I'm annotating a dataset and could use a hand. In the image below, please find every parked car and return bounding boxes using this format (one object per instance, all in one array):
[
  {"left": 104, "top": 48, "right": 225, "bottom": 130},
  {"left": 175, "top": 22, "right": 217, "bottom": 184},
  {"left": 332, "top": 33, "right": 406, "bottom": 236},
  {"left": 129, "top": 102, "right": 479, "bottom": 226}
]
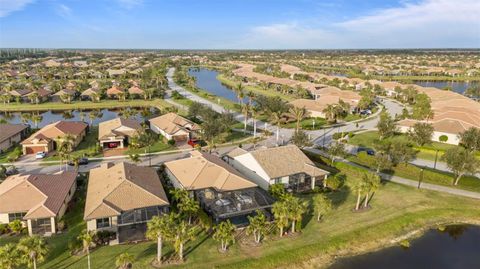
[
  {"left": 68, "top": 157, "right": 89, "bottom": 166},
  {"left": 360, "top": 109, "right": 372, "bottom": 116},
  {"left": 188, "top": 139, "right": 204, "bottom": 148},
  {"left": 5, "top": 166, "right": 18, "bottom": 176},
  {"left": 357, "top": 147, "right": 375, "bottom": 156},
  {"left": 35, "top": 152, "right": 47, "bottom": 159}
]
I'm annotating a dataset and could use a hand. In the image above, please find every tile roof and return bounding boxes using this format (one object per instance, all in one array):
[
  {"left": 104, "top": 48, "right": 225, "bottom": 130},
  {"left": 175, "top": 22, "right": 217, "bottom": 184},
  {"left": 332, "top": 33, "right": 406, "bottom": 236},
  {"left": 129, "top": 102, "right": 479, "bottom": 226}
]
[
  {"left": 98, "top": 118, "right": 142, "bottom": 140},
  {"left": 21, "top": 121, "right": 87, "bottom": 144},
  {"left": 149, "top": 113, "right": 199, "bottom": 136},
  {"left": 0, "top": 123, "right": 27, "bottom": 143}
]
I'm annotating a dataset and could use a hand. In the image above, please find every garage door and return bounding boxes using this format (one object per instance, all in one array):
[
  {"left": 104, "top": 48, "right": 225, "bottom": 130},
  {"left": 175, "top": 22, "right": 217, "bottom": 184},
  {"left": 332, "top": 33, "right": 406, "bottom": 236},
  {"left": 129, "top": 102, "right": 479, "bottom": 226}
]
[
  {"left": 26, "top": 146, "right": 46, "bottom": 154},
  {"left": 173, "top": 134, "right": 188, "bottom": 142}
]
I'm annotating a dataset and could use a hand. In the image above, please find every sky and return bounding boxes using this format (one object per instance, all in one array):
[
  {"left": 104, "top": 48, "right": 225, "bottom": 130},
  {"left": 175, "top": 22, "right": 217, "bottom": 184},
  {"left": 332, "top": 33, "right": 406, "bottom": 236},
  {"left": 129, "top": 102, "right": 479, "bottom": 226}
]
[{"left": 0, "top": 0, "right": 479, "bottom": 49}]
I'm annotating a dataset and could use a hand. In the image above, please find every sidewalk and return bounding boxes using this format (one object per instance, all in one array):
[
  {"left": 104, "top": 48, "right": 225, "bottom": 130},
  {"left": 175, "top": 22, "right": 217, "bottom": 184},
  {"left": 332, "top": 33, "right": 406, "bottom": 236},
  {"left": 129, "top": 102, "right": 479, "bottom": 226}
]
[{"left": 304, "top": 148, "right": 480, "bottom": 200}]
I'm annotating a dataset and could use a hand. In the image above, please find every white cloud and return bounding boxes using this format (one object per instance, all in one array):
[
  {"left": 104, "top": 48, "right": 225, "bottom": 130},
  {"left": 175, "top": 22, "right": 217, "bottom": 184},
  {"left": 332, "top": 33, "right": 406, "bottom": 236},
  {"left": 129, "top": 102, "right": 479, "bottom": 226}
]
[
  {"left": 56, "top": 4, "right": 72, "bottom": 18},
  {"left": 243, "top": 0, "right": 480, "bottom": 49},
  {"left": 116, "top": 0, "right": 143, "bottom": 9},
  {"left": 0, "top": 0, "right": 34, "bottom": 18}
]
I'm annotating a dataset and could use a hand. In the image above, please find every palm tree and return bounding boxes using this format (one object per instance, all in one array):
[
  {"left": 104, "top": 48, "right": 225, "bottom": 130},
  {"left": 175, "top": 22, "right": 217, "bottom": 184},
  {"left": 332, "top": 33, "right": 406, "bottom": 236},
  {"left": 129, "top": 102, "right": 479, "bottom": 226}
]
[
  {"left": 212, "top": 220, "right": 236, "bottom": 252},
  {"left": 90, "top": 92, "right": 100, "bottom": 102},
  {"left": 246, "top": 91, "right": 255, "bottom": 106},
  {"left": 29, "top": 91, "right": 40, "bottom": 104},
  {"left": 0, "top": 243, "right": 21, "bottom": 269},
  {"left": 246, "top": 210, "right": 268, "bottom": 244},
  {"left": 17, "top": 235, "right": 48, "bottom": 269},
  {"left": 146, "top": 214, "right": 175, "bottom": 264},
  {"left": 269, "top": 111, "right": 282, "bottom": 143},
  {"left": 286, "top": 196, "right": 307, "bottom": 233},
  {"left": 177, "top": 195, "right": 199, "bottom": 225},
  {"left": 362, "top": 173, "right": 381, "bottom": 208},
  {"left": 351, "top": 179, "right": 367, "bottom": 211},
  {"left": 144, "top": 88, "right": 155, "bottom": 100},
  {"left": 241, "top": 104, "right": 250, "bottom": 133},
  {"left": 118, "top": 92, "right": 126, "bottom": 102},
  {"left": 234, "top": 83, "right": 244, "bottom": 105},
  {"left": 173, "top": 220, "right": 196, "bottom": 262},
  {"left": 322, "top": 104, "right": 339, "bottom": 123},
  {"left": 115, "top": 252, "right": 135, "bottom": 269},
  {"left": 31, "top": 113, "right": 43, "bottom": 129},
  {"left": 287, "top": 106, "right": 308, "bottom": 131},
  {"left": 58, "top": 134, "right": 75, "bottom": 171},
  {"left": 78, "top": 229, "right": 95, "bottom": 269},
  {"left": 312, "top": 194, "right": 332, "bottom": 222},
  {"left": 272, "top": 201, "right": 289, "bottom": 237}
]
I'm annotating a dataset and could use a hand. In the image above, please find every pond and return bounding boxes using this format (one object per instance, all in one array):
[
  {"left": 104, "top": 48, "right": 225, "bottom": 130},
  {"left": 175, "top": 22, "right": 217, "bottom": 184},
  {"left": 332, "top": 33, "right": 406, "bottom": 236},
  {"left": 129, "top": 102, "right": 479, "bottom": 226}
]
[
  {"left": 188, "top": 68, "right": 249, "bottom": 103},
  {"left": 0, "top": 107, "right": 159, "bottom": 128},
  {"left": 329, "top": 225, "right": 480, "bottom": 269},
  {"left": 411, "top": 81, "right": 478, "bottom": 94}
]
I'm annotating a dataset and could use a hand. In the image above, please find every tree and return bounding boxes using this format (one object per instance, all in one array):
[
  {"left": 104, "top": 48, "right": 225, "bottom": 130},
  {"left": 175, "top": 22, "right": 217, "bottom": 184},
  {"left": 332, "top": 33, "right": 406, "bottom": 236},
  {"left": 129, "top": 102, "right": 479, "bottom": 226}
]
[
  {"left": 0, "top": 243, "right": 21, "bottom": 269},
  {"left": 412, "top": 93, "right": 433, "bottom": 120},
  {"left": 78, "top": 229, "right": 96, "bottom": 269},
  {"left": 146, "top": 214, "right": 175, "bottom": 264},
  {"left": 388, "top": 139, "right": 417, "bottom": 167},
  {"left": 351, "top": 179, "right": 366, "bottom": 211},
  {"left": 358, "top": 88, "right": 375, "bottom": 110},
  {"left": 246, "top": 211, "right": 268, "bottom": 244},
  {"left": 442, "top": 147, "right": 479, "bottom": 185},
  {"left": 408, "top": 122, "right": 434, "bottom": 146},
  {"left": 362, "top": 173, "right": 381, "bottom": 208},
  {"left": 269, "top": 111, "right": 282, "bottom": 143},
  {"left": 327, "top": 142, "right": 347, "bottom": 165},
  {"left": 234, "top": 83, "right": 244, "bottom": 105},
  {"left": 373, "top": 152, "right": 392, "bottom": 173},
  {"left": 272, "top": 200, "right": 289, "bottom": 237},
  {"left": 459, "top": 127, "right": 480, "bottom": 152},
  {"left": 376, "top": 111, "right": 396, "bottom": 139},
  {"left": 285, "top": 195, "right": 307, "bottom": 233},
  {"left": 17, "top": 236, "right": 48, "bottom": 269},
  {"left": 287, "top": 106, "right": 308, "bottom": 131},
  {"left": 212, "top": 220, "right": 236, "bottom": 252},
  {"left": 58, "top": 134, "right": 75, "bottom": 171},
  {"left": 291, "top": 129, "right": 312, "bottom": 148},
  {"left": 312, "top": 194, "right": 332, "bottom": 222},
  {"left": 241, "top": 103, "right": 250, "bottom": 133},
  {"left": 172, "top": 220, "right": 196, "bottom": 261},
  {"left": 322, "top": 104, "right": 340, "bottom": 123},
  {"left": 129, "top": 153, "right": 141, "bottom": 164},
  {"left": 8, "top": 219, "right": 23, "bottom": 234},
  {"left": 115, "top": 252, "right": 135, "bottom": 269}
]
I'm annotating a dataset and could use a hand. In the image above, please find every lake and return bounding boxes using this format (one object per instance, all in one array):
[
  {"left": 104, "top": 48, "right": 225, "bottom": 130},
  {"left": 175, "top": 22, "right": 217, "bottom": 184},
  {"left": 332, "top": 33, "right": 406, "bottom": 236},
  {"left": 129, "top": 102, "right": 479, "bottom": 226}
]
[
  {"left": 188, "top": 68, "right": 249, "bottom": 103},
  {"left": 412, "top": 81, "right": 478, "bottom": 94},
  {"left": 0, "top": 107, "right": 159, "bottom": 128},
  {"left": 329, "top": 225, "right": 480, "bottom": 269}
]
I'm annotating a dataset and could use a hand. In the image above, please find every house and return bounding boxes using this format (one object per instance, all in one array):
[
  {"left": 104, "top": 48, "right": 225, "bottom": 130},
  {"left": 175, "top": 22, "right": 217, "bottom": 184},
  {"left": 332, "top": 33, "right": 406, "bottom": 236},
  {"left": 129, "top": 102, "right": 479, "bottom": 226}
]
[
  {"left": 4, "top": 89, "right": 32, "bottom": 102},
  {"left": 149, "top": 113, "right": 199, "bottom": 142},
  {"left": 84, "top": 162, "right": 169, "bottom": 244},
  {"left": 0, "top": 124, "right": 28, "bottom": 152},
  {"left": 24, "top": 88, "right": 52, "bottom": 103},
  {"left": 106, "top": 86, "right": 124, "bottom": 99},
  {"left": 227, "top": 145, "right": 329, "bottom": 192},
  {"left": 21, "top": 121, "right": 88, "bottom": 154},
  {"left": 164, "top": 151, "right": 275, "bottom": 225},
  {"left": 0, "top": 171, "right": 77, "bottom": 236},
  {"left": 80, "top": 87, "right": 101, "bottom": 101},
  {"left": 98, "top": 118, "right": 142, "bottom": 149},
  {"left": 52, "top": 89, "right": 77, "bottom": 102},
  {"left": 128, "top": 86, "right": 144, "bottom": 98}
]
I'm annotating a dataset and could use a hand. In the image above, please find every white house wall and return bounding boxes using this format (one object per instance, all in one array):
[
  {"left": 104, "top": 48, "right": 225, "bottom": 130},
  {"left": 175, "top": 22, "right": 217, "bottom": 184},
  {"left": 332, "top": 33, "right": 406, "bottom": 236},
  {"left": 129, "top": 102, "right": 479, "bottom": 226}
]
[{"left": 230, "top": 154, "right": 271, "bottom": 190}]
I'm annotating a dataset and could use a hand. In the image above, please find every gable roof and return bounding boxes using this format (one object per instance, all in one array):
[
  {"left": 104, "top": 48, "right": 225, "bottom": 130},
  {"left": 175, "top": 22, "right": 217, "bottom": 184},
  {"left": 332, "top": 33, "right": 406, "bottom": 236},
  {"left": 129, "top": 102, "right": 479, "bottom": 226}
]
[
  {"left": 84, "top": 162, "right": 169, "bottom": 220},
  {"left": 164, "top": 151, "right": 257, "bottom": 192},
  {"left": 238, "top": 145, "right": 329, "bottom": 179},
  {"left": 0, "top": 172, "right": 77, "bottom": 219},
  {"left": 98, "top": 118, "right": 142, "bottom": 140},
  {"left": 149, "top": 113, "right": 199, "bottom": 136},
  {"left": 106, "top": 86, "right": 124, "bottom": 95},
  {"left": 21, "top": 121, "right": 87, "bottom": 145},
  {"left": 0, "top": 124, "right": 27, "bottom": 143}
]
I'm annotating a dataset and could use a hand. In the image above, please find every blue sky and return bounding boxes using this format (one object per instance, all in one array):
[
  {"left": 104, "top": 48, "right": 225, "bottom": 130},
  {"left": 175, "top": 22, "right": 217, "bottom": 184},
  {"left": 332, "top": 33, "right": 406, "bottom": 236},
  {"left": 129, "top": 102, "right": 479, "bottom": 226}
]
[{"left": 0, "top": 0, "right": 479, "bottom": 49}]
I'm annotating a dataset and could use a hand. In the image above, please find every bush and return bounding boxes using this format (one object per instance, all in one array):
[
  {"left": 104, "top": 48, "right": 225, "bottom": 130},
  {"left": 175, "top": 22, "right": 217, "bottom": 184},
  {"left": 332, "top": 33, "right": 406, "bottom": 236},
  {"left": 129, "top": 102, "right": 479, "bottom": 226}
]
[
  {"left": 68, "top": 238, "right": 83, "bottom": 255},
  {"left": 348, "top": 132, "right": 355, "bottom": 138},
  {"left": 96, "top": 230, "right": 116, "bottom": 245},
  {"left": 197, "top": 208, "right": 213, "bottom": 231},
  {"left": 332, "top": 132, "right": 346, "bottom": 140},
  {"left": 269, "top": 183, "right": 286, "bottom": 200},
  {"left": 8, "top": 220, "right": 24, "bottom": 234},
  {"left": 439, "top": 135, "right": 448, "bottom": 143},
  {"left": 326, "top": 174, "right": 346, "bottom": 191},
  {"left": 167, "top": 139, "right": 176, "bottom": 146},
  {"left": 0, "top": 223, "right": 8, "bottom": 235},
  {"left": 57, "top": 219, "right": 66, "bottom": 231}
]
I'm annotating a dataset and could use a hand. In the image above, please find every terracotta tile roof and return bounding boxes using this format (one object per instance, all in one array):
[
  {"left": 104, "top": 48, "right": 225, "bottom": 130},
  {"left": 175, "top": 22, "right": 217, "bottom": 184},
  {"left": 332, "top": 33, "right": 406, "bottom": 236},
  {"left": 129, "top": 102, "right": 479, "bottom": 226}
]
[
  {"left": 128, "top": 86, "right": 144, "bottom": 95},
  {"left": 0, "top": 124, "right": 27, "bottom": 144},
  {"left": 0, "top": 171, "right": 77, "bottom": 219},
  {"left": 164, "top": 151, "right": 257, "bottom": 191},
  {"left": 80, "top": 88, "right": 101, "bottom": 96},
  {"left": 84, "top": 162, "right": 169, "bottom": 220},
  {"left": 98, "top": 118, "right": 142, "bottom": 140},
  {"left": 106, "top": 86, "right": 124, "bottom": 95},
  {"left": 149, "top": 113, "right": 199, "bottom": 136},
  {"left": 21, "top": 121, "right": 87, "bottom": 145}
]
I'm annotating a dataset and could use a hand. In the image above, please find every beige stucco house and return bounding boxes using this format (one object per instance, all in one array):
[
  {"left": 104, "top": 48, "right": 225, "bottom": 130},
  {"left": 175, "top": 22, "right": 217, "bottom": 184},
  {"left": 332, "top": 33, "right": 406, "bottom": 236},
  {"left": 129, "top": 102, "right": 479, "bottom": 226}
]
[
  {"left": 98, "top": 118, "right": 142, "bottom": 149},
  {"left": 149, "top": 113, "right": 199, "bottom": 142},
  {"left": 0, "top": 123, "right": 28, "bottom": 152},
  {"left": 0, "top": 171, "right": 77, "bottom": 236}
]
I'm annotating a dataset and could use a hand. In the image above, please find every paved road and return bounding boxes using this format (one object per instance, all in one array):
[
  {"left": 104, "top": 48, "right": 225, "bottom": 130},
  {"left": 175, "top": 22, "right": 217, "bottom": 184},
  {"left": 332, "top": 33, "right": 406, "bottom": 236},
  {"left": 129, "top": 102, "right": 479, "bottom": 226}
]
[{"left": 305, "top": 148, "right": 480, "bottom": 200}]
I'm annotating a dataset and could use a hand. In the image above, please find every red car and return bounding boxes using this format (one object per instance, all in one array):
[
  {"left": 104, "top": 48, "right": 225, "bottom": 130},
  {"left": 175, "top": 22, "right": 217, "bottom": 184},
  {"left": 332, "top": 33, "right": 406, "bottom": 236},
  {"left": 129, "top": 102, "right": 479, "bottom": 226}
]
[{"left": 188, "top": 139, "right": 200, "bottom": 147}]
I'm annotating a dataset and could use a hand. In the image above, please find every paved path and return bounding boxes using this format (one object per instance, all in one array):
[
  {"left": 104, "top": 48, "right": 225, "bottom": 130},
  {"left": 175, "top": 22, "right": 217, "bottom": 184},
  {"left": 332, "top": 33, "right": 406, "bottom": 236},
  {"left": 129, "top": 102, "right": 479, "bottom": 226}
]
[{"left": 305, "top": 148, "right": 480, "bottom": 200}]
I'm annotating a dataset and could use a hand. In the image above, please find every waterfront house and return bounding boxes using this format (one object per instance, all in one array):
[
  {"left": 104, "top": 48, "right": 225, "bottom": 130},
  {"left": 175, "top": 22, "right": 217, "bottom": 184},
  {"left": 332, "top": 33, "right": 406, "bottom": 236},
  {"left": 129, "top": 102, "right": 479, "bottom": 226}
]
[
  {"left": 98, "top": 118, "right": 142, "bottom": 149},
  {"left": 149, "top": 113, "right": 199, "bottom": 142},
  {"left": 0, "top": 123, "right": 28, "bottom": 153}
]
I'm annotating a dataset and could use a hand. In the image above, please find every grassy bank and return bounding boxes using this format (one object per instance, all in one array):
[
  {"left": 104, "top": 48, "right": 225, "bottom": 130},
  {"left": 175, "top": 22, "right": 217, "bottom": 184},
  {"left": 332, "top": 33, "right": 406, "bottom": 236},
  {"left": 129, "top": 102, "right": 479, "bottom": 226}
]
[
  {"left": 216, "top": 74, "right": 294, "bottom": 101},
  {"left": 0, "top": 99, "right": 171, "bottom": 112}
]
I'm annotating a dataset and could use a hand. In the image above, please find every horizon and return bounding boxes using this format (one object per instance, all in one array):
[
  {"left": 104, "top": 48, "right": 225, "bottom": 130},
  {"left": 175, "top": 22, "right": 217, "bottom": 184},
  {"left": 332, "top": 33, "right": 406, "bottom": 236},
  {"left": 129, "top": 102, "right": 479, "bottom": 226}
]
[{"left": 1, "top": 0, "right": 479, "bottom": 49}]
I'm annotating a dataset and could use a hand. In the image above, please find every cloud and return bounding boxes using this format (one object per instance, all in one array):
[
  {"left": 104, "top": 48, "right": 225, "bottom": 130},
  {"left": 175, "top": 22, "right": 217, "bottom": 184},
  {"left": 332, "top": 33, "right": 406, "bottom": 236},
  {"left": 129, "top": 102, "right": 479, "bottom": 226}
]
[
  {"left": 56, "top": 4, "right": 72, "bottom": 18},
  {"left": 0, "top": 0, "right": 34, "bottom": 17},
  {"left": 116, "top": 0, "right": 143, "bottom": 9},
  {"left": 243, "top": 0, "right": 480, "bottom": 49}
]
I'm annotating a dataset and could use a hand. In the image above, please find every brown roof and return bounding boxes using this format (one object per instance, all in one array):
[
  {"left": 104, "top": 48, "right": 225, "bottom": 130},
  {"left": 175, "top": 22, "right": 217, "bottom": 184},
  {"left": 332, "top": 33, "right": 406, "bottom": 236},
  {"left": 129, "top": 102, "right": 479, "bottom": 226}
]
[
  {"left": 80, "top": 88, "right": 101, "bottom": 96},
  {"left": 21, "top": 121, "right": 87, "bottom": 145},
  {"left": 7, "top": 89, "right": 31, "bottom": 96},
  {"left": 84, "top": 162, "right": 169, "bottom": 220},
  {"left": 106, "top": 86, "right": 124, "bottom": 95},
  {"left": 149, "top": 113, "right": 199, "bottom": 136},
  {"left": 128, "top": 86, "right": 144, "bottom": 95},
  {"left": 52, "top": 89, "right": 76, "bottom": 96},
  {"left": 164, "top": 151, "right": 257, "bottom": 191},
  {"left": 241, "top": 145, "right": 329, "bottom": 179},
  {"left": 25, "top": 88, "right": 52, "bottom": 98},
  {"left": 98, "top": 118, "right": 142, "bottom": 140},
  {"left": 0, "top": 172, "right": 77, "bottom": 219},
  {"left": 0, "top": 124, "right": 27, "bottom": 143}
]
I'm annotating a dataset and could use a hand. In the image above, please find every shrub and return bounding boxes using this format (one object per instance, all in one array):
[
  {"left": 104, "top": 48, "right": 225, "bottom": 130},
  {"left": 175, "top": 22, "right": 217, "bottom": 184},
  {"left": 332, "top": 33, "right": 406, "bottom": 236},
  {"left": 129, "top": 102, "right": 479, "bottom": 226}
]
[
  {"left": 167, "top": 139, "right": 176, "bottom": 146},
  {"left": 96, "top": 230, "right": 116, "bottom": 245},
  {"left": 332, "top": 132, "right": 346, "bottom": 140},
  {"left": 326, "top": 174, "right": 346, "bottom": 191},
  {"left": 8, "top": 220, "right": 23, "bottom": 234},
  {"left": 268, "top": 183, "right": 286, "bottom": 200},
  {"left": 439, "top": 135, "right": 448, "bottom": 143},
  {"left": 68, "top": 238, "right": 83, "bottom": 255},
  {"left": 57, "top": 219, "right": 66, "bottom": 231},
  {"left": 0, "top": 223, "right": 8, "bottom": 235},
  {"left": 197, "top": 208, "right": 213, "bottom": 231},
  {"left": 348, "top": 132, "right": 355, "bottom": 138}
]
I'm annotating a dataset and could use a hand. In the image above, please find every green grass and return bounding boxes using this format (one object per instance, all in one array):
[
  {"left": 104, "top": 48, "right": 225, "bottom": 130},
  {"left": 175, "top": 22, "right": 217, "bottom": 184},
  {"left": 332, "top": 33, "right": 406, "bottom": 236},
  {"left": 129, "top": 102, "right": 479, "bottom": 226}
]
[
  {"left": 43, "top": 127, "right": 102, "bottom": 161},
  {"left": 280, "top": 117, "right": 328, "bottom": 130},
  {"left": 216, "top": 74, "right": 294, "bottom": 101},
  {"left": 2, "top": 154, "right": 479, "bottom": 269},
  {"left": 125, "top": 140, "right": 174, "bottom": 155},
  {"left": 0, "top": 99, "right": 171, "bottom": 112}
]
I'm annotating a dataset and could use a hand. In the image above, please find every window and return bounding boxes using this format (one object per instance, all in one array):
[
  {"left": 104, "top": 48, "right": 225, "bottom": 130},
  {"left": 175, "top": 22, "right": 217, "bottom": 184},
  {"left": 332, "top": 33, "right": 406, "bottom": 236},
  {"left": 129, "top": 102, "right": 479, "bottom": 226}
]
[
  {"left": 8, "top": 212, "right": 26, "bottom": 222},
  {"left": 96, "top": 218, "right": 110, "bottom": 229}
]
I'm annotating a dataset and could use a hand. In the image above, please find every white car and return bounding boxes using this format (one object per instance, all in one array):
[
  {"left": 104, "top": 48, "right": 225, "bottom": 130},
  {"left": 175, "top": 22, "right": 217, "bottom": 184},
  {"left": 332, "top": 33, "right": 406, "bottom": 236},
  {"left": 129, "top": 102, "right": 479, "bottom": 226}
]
[{"left": 35, "top": 152, "right": 47, "bottom": 159}]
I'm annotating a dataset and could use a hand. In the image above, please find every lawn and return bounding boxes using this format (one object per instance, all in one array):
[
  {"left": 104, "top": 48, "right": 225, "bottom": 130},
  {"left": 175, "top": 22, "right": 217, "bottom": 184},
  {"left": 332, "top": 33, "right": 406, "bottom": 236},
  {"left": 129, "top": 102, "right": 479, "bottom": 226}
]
[
  {"left": 3, "top": 154, "right": 479, "bottom": 269},
  {"left": 125, "top": 139, "right": 174, "bottom": 155},
  {"left": 0, "top": 99, "right": 171, "bottom": 112}
]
